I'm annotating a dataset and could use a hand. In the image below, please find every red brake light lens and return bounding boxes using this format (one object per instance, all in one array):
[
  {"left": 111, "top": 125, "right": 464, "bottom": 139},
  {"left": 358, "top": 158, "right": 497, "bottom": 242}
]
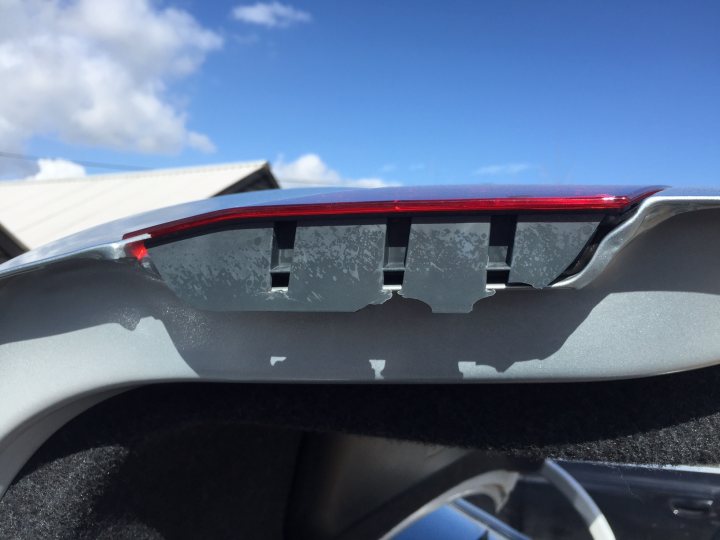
[
  {"left": 123, "top": 184, "right": 665, "bottom": 242},
  {"left": 127, "top": 242, "right": 148, "bottom": 261}
]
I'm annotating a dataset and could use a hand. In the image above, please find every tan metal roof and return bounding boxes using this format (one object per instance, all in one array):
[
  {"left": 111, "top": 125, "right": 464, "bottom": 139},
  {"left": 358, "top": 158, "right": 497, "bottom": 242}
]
[{"left": 0, "top": 161, "right": 273, "bottom": 250}]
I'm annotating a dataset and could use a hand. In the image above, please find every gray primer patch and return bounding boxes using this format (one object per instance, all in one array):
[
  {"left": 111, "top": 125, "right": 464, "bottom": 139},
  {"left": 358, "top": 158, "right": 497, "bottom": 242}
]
[
  {"left": 509, "top": 217, "right": 600, "bottom": 288},
  {"left": 369, "top": 359, "right": 386, "bottom": 380},
  {"left": 149, "top": 227, "right": 274, "bottom": 311},
  {"left": 400, "top": 220, "right": 493, "bottom": 313},
  {"left": 283, "top": 222, "right": 391, "bottom": 311}
]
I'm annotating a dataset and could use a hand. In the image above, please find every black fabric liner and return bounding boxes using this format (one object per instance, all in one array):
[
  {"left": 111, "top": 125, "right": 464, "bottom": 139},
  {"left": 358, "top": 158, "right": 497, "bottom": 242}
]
[{"left": 3, "top": 364, "right": 720, "bottom": 538}]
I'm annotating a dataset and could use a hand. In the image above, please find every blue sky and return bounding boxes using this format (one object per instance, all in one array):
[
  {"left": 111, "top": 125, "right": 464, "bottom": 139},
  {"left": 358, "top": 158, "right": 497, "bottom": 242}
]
[{"left": 5, "top": 0, "right": 720, "bottom": 186}]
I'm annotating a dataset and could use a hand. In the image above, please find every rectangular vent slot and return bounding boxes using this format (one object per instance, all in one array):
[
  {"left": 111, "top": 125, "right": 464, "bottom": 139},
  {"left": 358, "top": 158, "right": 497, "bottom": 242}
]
[
  {"left": 383, "top": 270, "right": 404, "bottom": 286},
  {"left": 270, "top": 221, "right": 296, "bottom": 288},
  {"left": 487, "top": 215, "right": 517, "bottom": 272},
  {"left": 379, "top": 216, "right": 519, "bottom": 287},
  {"left": 382, "top": 218, "right": 411, "bottom": 286},
  {"left": 271, "top": 272, "right": 290, "bottom": 288},
  {"left": 267, "top": 214, "right": 593, "bottom": 291},
  {"left": 486, "top": 269, "right": 510, "bottom": 285}
]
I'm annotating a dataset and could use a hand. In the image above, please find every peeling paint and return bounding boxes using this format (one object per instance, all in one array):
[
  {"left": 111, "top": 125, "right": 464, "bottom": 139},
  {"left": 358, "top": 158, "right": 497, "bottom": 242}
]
[{"left": 270, "top": 356, "right": 286, "bottom": 366}]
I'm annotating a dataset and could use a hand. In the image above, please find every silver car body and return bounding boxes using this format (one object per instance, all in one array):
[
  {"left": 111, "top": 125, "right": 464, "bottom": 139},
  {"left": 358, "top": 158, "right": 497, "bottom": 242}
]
[{"left": 0, "top": 185, "right": 719, "bottom": 499}]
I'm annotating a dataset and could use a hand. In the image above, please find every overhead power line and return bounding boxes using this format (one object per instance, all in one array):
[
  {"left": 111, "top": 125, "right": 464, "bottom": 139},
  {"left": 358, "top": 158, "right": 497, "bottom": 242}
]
[{"left": 0, "top": 151, "right": 147, "bottom": 171}]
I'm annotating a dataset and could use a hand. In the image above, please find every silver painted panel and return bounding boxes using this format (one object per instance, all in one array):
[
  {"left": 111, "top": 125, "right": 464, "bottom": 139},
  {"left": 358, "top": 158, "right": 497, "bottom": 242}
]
[
  {"left": 2, "top": 207, "right": 719, "bottom": 385},
  {"left": 4, "top": 187, "right": 720, "bottom": 506},
  {"left": 1, "top": 207, "right": 720, "bottom": 500}
]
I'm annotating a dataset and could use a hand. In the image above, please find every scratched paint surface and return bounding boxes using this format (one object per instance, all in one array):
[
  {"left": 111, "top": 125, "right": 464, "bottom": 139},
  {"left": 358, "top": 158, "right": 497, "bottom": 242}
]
[
  {"left": 149, "top": 227, "right": 274, "bottom": 310},
  {"left": 400, "top": 221, "right": 493, "bottom": 313},
  {"left": 150, "top": 218, "right": 599, "bottom": 313},
  {"left": 150, "top": 223, "right": 390, "bottom": 312},
  {"left": 286, "top": 222, "right": 391, "bottom": 311},
  {"left": 509, "top": 218, "right": 599, "bottom": 288}
]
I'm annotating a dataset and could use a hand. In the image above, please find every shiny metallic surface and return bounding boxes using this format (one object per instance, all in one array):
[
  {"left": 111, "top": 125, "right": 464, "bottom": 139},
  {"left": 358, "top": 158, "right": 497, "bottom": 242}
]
[{"left": 553, "top": 188, "right": 720, "bottom": 288}]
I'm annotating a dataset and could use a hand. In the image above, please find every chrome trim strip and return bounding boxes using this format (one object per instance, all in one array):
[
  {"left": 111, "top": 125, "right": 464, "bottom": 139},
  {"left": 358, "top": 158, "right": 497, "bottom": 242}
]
[
  {"left": 0, "top": 236, "right": 149, "bottom": 280},
  {"left": 554, "top": 189, "right": 720, "bottom": 288}
]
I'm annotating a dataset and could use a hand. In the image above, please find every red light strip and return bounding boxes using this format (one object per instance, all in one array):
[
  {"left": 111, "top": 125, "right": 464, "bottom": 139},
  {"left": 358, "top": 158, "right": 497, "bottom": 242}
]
[
  {"left": 124, "top": 189, "right": 662, "bottom": 242},
  {"left": 127, "top": 242, "right": 148, "bottom": 260}
]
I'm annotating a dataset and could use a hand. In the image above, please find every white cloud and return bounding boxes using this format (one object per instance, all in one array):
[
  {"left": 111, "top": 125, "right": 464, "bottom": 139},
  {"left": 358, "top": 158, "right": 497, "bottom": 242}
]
[
  {"left": 25, "top": 159, "right": 87, "bottom": 181},
  {"left": 186, "top": 132, "right": 217, "bottom": 154},
  {"left": 474, "top": 163, "right": 534, "bottom": 176},
  {"left": 0, "top": 0, "right": 222, "bottom": 175},
  {"left": 272, "top": 154, "right": 398, "bottom": 188},
  {"left": 231, "top": 2, "right": 311, "bottom": 28}
]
